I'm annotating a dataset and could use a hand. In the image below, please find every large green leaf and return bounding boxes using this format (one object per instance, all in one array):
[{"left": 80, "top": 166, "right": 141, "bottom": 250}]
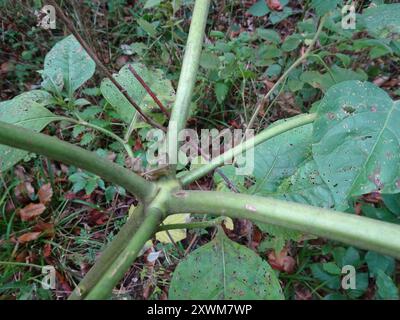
[
  {"left": 275, "top": 160, "right": 336, "bottom": 209},
  {"left": 361, "top": 4, "right": 400, "bottom": 39},
  {"left": 169, "top": 230, "right": 283, "bottom": 300},
  {"left": 252, "top": 122, "right": 325, "bottom": 249},
  {"left": 0, "top": 91, "right": 55, "bottom": 172},
  {"left": 300, "top": 65, "right": 367, "bottom": 93},
  {"left": 100, "top": 63, "right": 174, "bottom": 125},
  {"left": 253, "top": 120, "right": 313, "bottom": 194},
  {"left": 41, "top": 35, "right": 95, "bottom": 95},
  {"left": 312, "top": 81, "right": 400, "bottom": 209}
]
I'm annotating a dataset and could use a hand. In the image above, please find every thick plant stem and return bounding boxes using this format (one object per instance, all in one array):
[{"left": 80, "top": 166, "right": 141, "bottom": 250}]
[
  {"left": 84, "top": 208, "right": 163, "bottom": 300},
  {"left": 166, "top": 0, "right": 210, "bottom": 171},
  {"left": 0, "top": 121, "right": 156, "bottom": 202},
  {"left": 180, "top": 113, "right": 317, "bottom": 185},
  {"left": 69, "top": 205, "right": 146, "bottom": 300},
  {"left": 158, "top": 217, "right": 225, "bottom": 231},
  {"left": 167, "top": 191, "right": 400, "bottom": 259}
]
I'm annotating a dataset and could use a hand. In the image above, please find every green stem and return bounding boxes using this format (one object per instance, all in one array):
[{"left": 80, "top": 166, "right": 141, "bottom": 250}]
[
  {"left": 167, "top": 191, "right": 400, "bottom": 259},
  {"left": 17, "top": 116, "right": 135, "bottom": 159},
  {"left": 0, "top": 121, "right": 155, "bottom": 202},
  {"left": 69, "top": 205, "right": 146, "bottom": 299},
  {"left": 64, "top": 116, "right": 135, "bottom": 159},
  {"left": 166, "top": 0, "right": 210, "bottom": 172},
  {"left": 180, "top": 113, "right": 317, "bottom": 185},
  {"left": 245, "top": 15, "right": 326, "bottom": 132},
  {"left": 159, "top": 217, "right": 225, "bottom": 231},
  {"left": 84, "top": 208, "right": 163, "bottom": 300}
]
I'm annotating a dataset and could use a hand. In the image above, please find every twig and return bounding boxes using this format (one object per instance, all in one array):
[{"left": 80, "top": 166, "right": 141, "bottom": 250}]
[
  {"left": 244, "top": 15, "right": 327, "bottom": 133},
  {"left": 127, "top": 64, "right": 170, "bottom": 118},
  {"left": 48, "top": 0, "right": 166, "bottom": 132}
]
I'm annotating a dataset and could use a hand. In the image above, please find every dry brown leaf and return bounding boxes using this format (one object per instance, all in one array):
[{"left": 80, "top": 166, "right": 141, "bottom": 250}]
[
  {"left": 14, "top": 181, "right": 35, "bottom": 202},
  {"left": 266, "top": 0, "right": 283, "bottom": 11},
  {"left": 38, "top": 183, "right": 53, "bottom": 205},
  {"left": 18, "top": 232, "right": 41, "bottom": 243},
  {"left": 43, "top": 243, "right": 52, "bottom": 257},
  {"left": 268, "top": 248, "right": 296, "bottom": 274},
  {"left": 33, "top": 221, "right": 55, "bottom": 238},
  {"left": 19, "top": 203, "right": 46, "bottom": 221}
]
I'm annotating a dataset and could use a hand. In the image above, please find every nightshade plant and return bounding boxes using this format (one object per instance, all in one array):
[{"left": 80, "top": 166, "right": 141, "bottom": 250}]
[{"left": 1, "top": 1, "right": 400, "bottom": 299}]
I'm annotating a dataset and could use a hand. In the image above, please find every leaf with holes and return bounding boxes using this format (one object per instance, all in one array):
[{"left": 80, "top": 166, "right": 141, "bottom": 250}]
[
  {"left": 41, "top": 35, "right": 95, "bottom": 96},
  {"left": 169, "top": 230, "right": 283, "bottom": 300},
  {"left": 100, "top": 63, "right": 174, "bottom": 125},
  {"left": 0, "top": 91, "right": 55, "bottom": 172},
  {"left": 253, "top": 120, "right": 313, "bottom": 194},
  {"left": 312, "top": 81, "right": 400, "bottom": 210}
]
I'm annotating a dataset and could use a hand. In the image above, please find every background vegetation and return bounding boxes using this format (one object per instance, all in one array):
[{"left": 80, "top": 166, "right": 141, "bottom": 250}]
[{"left": 0, "top": 0, "right": 399, "bottom": 300}]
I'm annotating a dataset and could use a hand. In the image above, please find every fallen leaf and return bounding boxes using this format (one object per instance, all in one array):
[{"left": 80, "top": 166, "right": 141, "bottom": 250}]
[
  {"left": 0, "top": 61, "right": 15, "bottom": 74},
  {"left": 87, "top": 209, "right": 108, "bottom": 226},
  {"left": 266, "top": 0, "right": 283, "bottom": 11},
  {"left": 156, "top": 214, "right": 190, "bottom": 243},
  {"left": 223, "top": 217, "right": 234, "bottom": 230},
  {"left": 18, "top": 232, "right": 41, "bottom": 243},
  {"left": 19, "top": 203, "right": 46, "bottom": 221},
  {"left": 14, "top": 181, "right": 35, "bottom": 202},
  {"left": 268, "top": 248, "right": 296, "bottom": 274},
  {"left": 43, "top": 243, "right": 52, "bottom": 257},
  {"left": 33, "top": 221, "right": 55, "bottom": 237},
  {"left": 38, "top": 183, "right": 53, "bottom": 205}
]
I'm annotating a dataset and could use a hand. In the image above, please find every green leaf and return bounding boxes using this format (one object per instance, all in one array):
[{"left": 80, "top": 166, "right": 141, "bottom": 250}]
[
  {"left": 169, "top": 230, "right": 283, "bottom": 300},
  {"left": 247, "top": 0, "right": 270, "bottom": 17},
  {"left": 215, "top": 82, "right": 229, "bottom": 104},
  {"left": 0, "top": 91, "right": 55, "bottom": 172},
  {"left": 310, "top": 263, "right": 341, "bottom": 290},
  {"left": 144, "top": 0, "right": 161, "bottom": 9},
  {"left": 265, "top": 64, "right": 282, "bottom": 79},
  {"left": 300, "top": 65, "right": 367, "bottom": 92},
  {"left": 361, "top": 4, "right": 400, "bottom": 39},
  {"left": 200, "top": 52, "right": 220, "bottom": 70},
  {"left": 342, "top": 247, "right": 361, "bottom": 268},
  {"left": 213, "top": 165, "right": 245, "bottom": 193},
  {"left": 41, "top": 35, "right": 95, "bottom": 96},
  {"left": 281, "top": 34, "right": 302, "bottom": 52},
  {"left": 375, "top": 269, "right": 399, "bottom": 300},
  {"left": 347, "top": 273, "right": 369, "bottom": 299},
  {"left": 365, "top": 251, "right": 395, "bottom": 277},
  {"left": 311, "top": 0, "right": 342, "bottom": 16},
  {"left": 79, "top": 132, "right": 95, "bottom": 146},
  {"left": 253, "top": 121, "right": 313, "bottom": 194},
  {"left": 256, "top": 28, "right": 281, "bottom": 44},
  {"left": 137, "top": 18, "right": 158, "bottom": 37},
  {"left": 312, "top": 81, "right": 400, "bottom": 209},
  {"left": 256, "top": 223, "right": 303, "bottom": 253},
  {"left": 269, "top": 7, "right": 293, "bottom": 25},
  {"left": 382, "top": 194, "right": 400, "bottom": 216},
  {"left": 276, "top": 160, "right": 336, "bottom": 209},
  {"left": 85, "top": 178, "right": 98, "bottom": 195},
  {"left": 322, "top": 262, "right": 341, "bottom": 275},
  {"left": 100, "top": 63, "right": 174, "bottom": 125}
]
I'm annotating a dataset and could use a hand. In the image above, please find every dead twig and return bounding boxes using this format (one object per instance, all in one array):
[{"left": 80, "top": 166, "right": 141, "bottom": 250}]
[
  {"left": 127, "top": 64, "right": 170, "bottom": 118},
  {"left": 48, "top": 0, "right": 166, "bottom": 132}
]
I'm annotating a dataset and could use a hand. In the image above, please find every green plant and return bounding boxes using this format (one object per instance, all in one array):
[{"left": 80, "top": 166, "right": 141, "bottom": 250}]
[{"left": 1, "top": 1, "right": 400, "bottom": 300}]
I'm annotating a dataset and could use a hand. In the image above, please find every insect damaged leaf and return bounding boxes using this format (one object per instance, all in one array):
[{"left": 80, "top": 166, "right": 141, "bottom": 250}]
[{"left": 169, "top": 229, "right": 283, "bottom": 300}]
